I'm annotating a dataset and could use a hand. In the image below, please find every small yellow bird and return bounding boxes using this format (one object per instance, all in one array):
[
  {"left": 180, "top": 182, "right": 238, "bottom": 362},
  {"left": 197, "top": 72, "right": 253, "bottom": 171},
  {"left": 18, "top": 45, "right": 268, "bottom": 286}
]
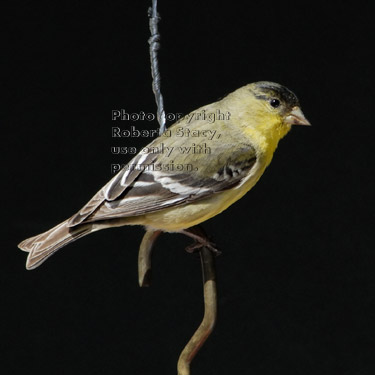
[{"left": 18, "top": 81, "right": 310, "bottom": 269}]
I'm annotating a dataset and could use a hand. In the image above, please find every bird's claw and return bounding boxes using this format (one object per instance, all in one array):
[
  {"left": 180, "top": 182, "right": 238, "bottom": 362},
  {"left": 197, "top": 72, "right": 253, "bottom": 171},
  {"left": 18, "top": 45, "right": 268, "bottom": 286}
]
[{"left": 185, "top": 239, "right": 222, "bottom": 256}]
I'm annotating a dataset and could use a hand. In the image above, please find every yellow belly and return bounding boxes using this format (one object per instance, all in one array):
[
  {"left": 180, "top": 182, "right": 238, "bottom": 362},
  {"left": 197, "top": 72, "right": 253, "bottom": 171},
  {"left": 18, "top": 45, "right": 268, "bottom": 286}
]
[{"left": 136, "top": 163, "right": 266, "bottom": 231}]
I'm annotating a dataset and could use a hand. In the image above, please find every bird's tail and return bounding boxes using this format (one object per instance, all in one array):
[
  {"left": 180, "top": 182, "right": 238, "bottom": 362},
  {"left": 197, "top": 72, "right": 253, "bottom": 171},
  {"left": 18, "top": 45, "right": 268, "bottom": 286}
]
[{"left": 18, "top": 219, "right": 94, "bottom": 270}]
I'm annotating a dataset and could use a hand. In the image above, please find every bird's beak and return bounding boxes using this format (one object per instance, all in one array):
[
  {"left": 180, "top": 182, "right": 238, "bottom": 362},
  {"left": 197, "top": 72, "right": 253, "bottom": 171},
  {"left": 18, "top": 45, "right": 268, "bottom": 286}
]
[{"left": 285, "top": 106, "right": 311, "bottom": 126}]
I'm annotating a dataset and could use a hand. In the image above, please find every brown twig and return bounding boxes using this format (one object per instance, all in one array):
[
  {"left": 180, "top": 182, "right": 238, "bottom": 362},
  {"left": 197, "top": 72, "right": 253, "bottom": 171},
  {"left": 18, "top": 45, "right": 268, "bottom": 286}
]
[
  {"left": 177, "top": 245, "right": 217, "bottom": 375},
  {"left": 137, "top": 226, "right": 218, "bottom": 374},
  {"left": 145, "top": 2, "right": 218, "bottom": 373},
  {"left": 138, "top": 229, "right": 161, "bottom": 287}
]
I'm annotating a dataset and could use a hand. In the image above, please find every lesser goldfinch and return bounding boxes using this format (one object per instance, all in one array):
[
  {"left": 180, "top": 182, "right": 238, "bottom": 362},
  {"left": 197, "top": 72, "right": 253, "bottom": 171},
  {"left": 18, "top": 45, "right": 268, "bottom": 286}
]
[{"left": 19, "top": 81, "right": 310, "bottom": 269}]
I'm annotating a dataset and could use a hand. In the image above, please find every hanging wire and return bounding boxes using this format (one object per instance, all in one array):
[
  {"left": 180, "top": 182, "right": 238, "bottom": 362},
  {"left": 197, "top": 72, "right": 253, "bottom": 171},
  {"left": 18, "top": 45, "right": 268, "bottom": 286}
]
[
  {"left": 144, "top": 2, "right": 218, "bottom": 374},
  {"left": 148, "top": 0, "right": 166, "bottom": 134}
]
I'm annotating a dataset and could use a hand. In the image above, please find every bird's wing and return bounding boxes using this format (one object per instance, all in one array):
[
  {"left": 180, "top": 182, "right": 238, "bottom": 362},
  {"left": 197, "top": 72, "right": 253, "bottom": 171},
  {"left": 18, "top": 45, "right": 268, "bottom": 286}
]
[
  {"left": 67, "top": 151, "right": 157, "bottom": 226},
  {"left": 68, "top": 140, "right": 257, "bottom": 225}
]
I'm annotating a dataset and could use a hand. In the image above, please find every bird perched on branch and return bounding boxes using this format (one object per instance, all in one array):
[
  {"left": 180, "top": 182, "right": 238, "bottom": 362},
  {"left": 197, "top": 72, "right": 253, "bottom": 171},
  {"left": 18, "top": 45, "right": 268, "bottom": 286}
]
[{"left": 19, "top": 81, "right": 310, "bottom": 269}]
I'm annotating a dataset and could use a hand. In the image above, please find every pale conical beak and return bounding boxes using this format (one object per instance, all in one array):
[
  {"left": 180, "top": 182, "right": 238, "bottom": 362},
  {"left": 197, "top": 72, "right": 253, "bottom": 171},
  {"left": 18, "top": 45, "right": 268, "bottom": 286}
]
[{"left": 285, "top": 106, "right": 311, "bottom": 126}]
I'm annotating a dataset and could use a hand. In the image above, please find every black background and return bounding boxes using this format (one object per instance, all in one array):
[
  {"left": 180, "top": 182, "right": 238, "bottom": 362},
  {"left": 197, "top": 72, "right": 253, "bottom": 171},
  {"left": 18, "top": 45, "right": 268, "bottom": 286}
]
[{"left": 3, "top": 1, "right": 375, "bottom": 374}]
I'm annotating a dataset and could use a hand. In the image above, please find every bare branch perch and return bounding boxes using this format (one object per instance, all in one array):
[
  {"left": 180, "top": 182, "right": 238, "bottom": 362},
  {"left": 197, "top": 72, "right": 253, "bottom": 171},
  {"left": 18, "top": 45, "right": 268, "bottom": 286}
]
[
  {"left": 145, "top": 3, "right": 218, "bottom": 374},
  {"left": 177, "top": 246, "right": 217, "bottom": 375},
  {"left": 138, "top": 229, "right": 161, "bottom": 287}
]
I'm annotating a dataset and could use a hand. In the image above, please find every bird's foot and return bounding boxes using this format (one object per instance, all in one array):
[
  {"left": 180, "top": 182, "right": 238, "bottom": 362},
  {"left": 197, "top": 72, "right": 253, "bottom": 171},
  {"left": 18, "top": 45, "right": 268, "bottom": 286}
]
[
  {"left": 180, "top": 226, "right": 222, "bottom": 256},
  {"left": 185, "top": 239, "right": 221, "bottom": 256}
]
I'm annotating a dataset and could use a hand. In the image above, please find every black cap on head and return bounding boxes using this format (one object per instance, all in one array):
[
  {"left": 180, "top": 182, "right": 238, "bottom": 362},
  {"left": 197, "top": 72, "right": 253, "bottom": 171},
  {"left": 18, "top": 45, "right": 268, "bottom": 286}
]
[{"left": 253, "top": 81, "right": 300, "bottom": 109}]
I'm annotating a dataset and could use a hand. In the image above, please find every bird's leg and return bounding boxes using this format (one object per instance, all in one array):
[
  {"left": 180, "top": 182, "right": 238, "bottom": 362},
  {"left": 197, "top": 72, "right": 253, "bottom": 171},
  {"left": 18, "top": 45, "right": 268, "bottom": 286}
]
[{"left": 179, "top": 226, "right": 221, "bottom": 256}]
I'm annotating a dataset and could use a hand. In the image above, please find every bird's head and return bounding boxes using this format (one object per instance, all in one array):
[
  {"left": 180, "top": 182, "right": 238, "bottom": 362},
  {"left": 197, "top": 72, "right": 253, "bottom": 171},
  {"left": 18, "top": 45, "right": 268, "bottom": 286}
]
[{"left": 229, "top": 81, "right": 310, "bottom": 147}]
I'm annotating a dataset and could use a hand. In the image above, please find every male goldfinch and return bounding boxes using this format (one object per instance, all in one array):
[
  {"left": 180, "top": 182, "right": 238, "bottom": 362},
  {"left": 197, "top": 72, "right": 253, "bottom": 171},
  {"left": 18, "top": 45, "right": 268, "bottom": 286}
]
[{"left": 19, "top": 81, "right": 310, "bottom": 269}]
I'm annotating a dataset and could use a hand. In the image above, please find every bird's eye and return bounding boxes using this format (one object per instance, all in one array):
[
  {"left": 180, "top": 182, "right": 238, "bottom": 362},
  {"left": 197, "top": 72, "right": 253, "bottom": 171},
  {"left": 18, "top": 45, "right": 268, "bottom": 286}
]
[{"left": 270, "top": 99, "right": 280, "bottom": 108}]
